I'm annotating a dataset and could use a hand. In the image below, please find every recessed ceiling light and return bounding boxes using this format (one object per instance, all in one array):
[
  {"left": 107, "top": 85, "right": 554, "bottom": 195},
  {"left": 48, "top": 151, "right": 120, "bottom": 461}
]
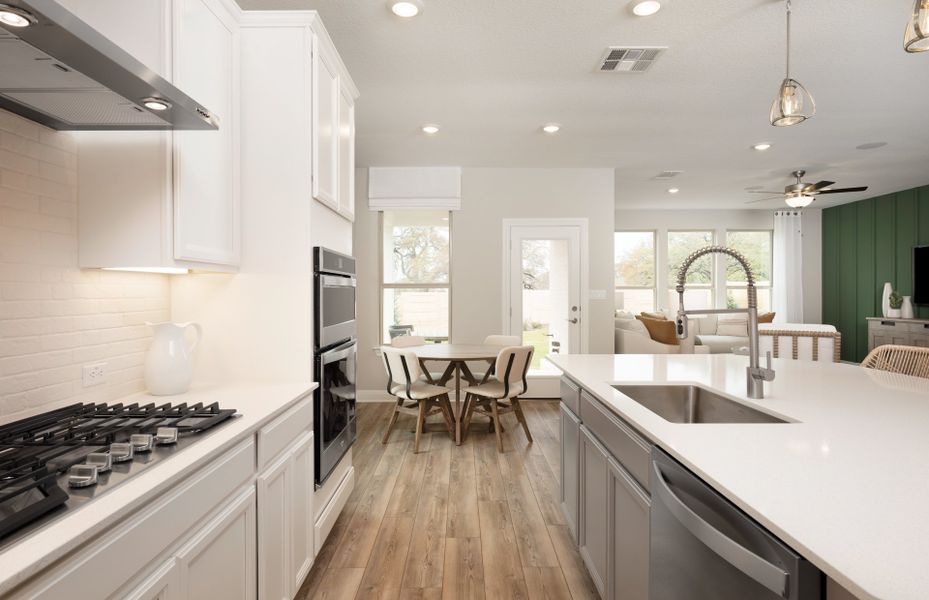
[
  {"left": 142, "top": 98, "right": 171, "bottom": 111},
  {"left": 421, "top": 124, "right": 439, "bottom": 134},
  {"left": 388, "top": 0, "right": 422, "bottom": 18},
  {"left": 752, "top": 142, "right": 772, "bottom": 151},
  {"left": 631, "top": 1, "right": 661, "bottom": 17},
  {"left": 542, "top": 123, "right": 561, "bottom": 134},
  {"left": 856, "top": 142, "right": 888, "bottom": 150},
  {"left": 667, "top": 188, "right": 680, "bottom": 194},
  {"left": 0, "top": 5, "right": 36, "bottom": 27}
]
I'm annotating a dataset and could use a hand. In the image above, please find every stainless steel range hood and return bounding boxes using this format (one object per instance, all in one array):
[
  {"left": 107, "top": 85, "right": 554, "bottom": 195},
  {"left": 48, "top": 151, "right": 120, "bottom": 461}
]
[{"left": 0, "top": 0, "right": 218, "bottom": 130}]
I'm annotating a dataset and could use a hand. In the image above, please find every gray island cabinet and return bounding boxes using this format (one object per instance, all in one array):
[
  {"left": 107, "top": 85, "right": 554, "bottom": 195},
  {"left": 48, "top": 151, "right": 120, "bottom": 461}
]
[{"left": 561, "top": 376, "right": 651, "bottom": 600}]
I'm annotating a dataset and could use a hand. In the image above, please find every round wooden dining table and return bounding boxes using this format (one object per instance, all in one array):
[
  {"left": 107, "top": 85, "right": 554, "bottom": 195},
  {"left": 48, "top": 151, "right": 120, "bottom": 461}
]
[{"left": 411, "top": 344, "right": 500, "bottom": 444}]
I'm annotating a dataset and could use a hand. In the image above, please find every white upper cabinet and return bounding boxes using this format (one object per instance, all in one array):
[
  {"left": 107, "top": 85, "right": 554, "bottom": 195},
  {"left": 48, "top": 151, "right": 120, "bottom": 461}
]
[
  {"left": 312, "top": 28, "right": 358, "bottom": 222},
  {"left": 173, "top": 0, "right": 240, "bottom": 265},
  {"left": 312, "top": 38, "right": 339, "bottom": 211},
  {"left": 73, "top": 0, "right": 240, "bottom": 272}
]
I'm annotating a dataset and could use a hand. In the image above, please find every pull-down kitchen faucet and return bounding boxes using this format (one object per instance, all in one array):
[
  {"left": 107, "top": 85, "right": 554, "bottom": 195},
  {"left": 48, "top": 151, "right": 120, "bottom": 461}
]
[{"left": 675, "top": 246, "right": 775, "bottom": 399}]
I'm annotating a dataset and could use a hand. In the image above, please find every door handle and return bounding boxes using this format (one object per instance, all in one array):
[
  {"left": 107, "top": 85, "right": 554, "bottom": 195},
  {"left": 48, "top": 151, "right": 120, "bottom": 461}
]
[
  {"left": 566, "top": 318, "right": 578, "bottom": 324},
  {"left": 652, "top": 462, "right": 789, "bottom": 597}
]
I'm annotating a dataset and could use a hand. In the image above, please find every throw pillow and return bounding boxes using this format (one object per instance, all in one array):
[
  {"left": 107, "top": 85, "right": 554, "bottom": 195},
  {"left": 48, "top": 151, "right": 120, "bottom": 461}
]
[
  {"left": 716, "top": 316, "right": 749, "bottom": 337},
  {"left": 758, "top": 312, "right": 776, "bottom": 323},
  {"left": 636, "top": 315, "right": 680, "bottom": 345},
  {"left": 640, "top": 311, "right": 668, "bottom": 321}
]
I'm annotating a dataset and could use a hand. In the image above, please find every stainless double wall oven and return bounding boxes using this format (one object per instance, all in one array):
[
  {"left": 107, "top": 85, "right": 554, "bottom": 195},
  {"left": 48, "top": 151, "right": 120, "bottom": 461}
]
[{"left": 313, "top": 247, "right": 357, "bottom": 487}]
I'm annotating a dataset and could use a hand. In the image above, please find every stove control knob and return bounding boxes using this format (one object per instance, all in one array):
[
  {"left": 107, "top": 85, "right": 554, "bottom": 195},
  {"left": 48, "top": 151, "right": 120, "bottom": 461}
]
[
  {"left": 109, "top": 442, "right": 134, "bottom": 463},
  {"left": 68, "top": 464, "right": 98, "bottom": 488},
  {"left": 130, "top": 433, "right": 154, "bottom": 453},
  {"left": 154, "top": 427, "right": 179, "bottom": 445},
  {"left": 86, "top": 452, "right": 112, "bottom": 473}
]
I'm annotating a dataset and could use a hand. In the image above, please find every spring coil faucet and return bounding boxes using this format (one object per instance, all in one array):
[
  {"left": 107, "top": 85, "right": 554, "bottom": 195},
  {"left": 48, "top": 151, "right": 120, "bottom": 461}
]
[{"left": 675, "top": 246, "right": 775, "bottom": 399}]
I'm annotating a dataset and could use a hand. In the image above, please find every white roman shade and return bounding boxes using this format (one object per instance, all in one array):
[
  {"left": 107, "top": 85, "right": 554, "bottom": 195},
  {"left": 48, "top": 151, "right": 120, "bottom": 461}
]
[{"left": 368, "top": 167, "right": 462, "bottom": 211}]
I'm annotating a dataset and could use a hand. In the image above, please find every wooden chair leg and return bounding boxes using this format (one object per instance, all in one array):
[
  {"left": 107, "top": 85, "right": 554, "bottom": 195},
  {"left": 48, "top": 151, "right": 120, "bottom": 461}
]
[
  {"left": 490, "top": 399, "right": 504, "bottom": 453},
  {"left": 438, "top": 395, "right": 455, "bottom": 434},
  {"left": 462, "top": 394, "right": 477, "bottom": 441},
  {"left": 512, "top": 398, "right": 533, "bottom": 443},
  {"left": 382, "top": 400, "right": 401, "bottom": 444},
  {"left": 414, "top": 400, "right": 427, "bottom": 453}
]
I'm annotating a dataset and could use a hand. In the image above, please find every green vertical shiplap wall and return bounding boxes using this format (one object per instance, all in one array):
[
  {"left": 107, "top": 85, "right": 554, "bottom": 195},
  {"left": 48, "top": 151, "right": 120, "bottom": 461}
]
[{"left": 822, "top": 185, "right": 929, "bottom": 362}]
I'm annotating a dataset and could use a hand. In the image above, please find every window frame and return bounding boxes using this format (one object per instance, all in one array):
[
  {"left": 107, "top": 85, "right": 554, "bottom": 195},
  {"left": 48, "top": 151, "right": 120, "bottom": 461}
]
[
  {"left": 724, "top": 228, "right": 774, "bottom": 311},
  {"left": 614, "top": 229, "right": 658, "bottom": 314},
  {"left": 378, "top": 210, "right": 453, "bottom": 344},
  {"left": 666, "top": 229, "right": 716, "bottom": 310}
]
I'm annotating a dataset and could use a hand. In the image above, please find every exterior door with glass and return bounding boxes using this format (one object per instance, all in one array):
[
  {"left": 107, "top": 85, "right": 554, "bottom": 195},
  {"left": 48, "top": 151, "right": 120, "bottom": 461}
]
[{"left": 507, "top": 225, "right": 582, "bottom": 371}]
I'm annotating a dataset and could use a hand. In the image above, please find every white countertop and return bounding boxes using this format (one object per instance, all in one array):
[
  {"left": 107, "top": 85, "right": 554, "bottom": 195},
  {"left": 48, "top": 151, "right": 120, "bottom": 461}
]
[
  {"left": 0, "top": 381, "right": 316, "bottom": 596},
  {"left": 547, "top": 353, "right": 929, "bottom": 600}
]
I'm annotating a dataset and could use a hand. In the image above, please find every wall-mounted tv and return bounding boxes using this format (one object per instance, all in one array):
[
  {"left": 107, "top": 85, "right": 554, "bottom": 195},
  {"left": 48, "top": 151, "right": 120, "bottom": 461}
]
[{"left": 915, "top": 246, "right": 929, "bottom": 305}]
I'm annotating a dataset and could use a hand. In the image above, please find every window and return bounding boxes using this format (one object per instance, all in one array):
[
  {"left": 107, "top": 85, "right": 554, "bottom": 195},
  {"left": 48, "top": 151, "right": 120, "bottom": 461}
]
[
  {"left": 614, "top": 231, "right": 656, "bottom": 313},
  {"left": 381, "top": 211, "right": 450, "bottom": 343},
  {"left": 725, "top": 230, "right": 773, "bottom": 312},
  {"left": 667, "top": 230, "right": 714, "bottom": 312}
]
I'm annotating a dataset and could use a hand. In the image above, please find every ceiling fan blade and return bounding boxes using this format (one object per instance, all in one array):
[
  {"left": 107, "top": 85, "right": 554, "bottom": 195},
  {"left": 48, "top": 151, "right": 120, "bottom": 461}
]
[
  {"left": 747, "top": 191, "right": 785, "bottom": 194},
  {"left": 802, "top": 180, "right": 835, "bottom": 193},
  {"left": 816, "top": 186, "right": 869, "bottom": 195},
  {"left": 743, "top": 196, "right": 784, "bottom": 204}
]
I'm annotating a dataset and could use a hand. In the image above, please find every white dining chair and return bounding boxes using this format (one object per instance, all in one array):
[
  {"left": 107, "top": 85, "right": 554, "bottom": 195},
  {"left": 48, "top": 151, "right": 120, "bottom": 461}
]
[
  {"left": 470, "top": 334, "right": 522, "bottom": 384},
  {"left": 381, "top": 348, "right": 455, "bottom": 453},
  {"left": 462, "top": 345, "right": 534, "bottom": 453},
  {"left": 390, "top": 335, "right": 427, "bottom": 348}
]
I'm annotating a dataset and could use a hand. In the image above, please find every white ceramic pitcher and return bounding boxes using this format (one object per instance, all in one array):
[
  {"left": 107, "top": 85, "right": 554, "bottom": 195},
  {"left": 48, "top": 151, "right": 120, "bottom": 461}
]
[{"left": 144, "top": 322, "right": 202, "bottom": 396}]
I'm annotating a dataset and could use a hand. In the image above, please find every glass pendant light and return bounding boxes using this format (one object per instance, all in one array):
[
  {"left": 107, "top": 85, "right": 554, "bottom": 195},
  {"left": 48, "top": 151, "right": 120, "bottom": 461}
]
[
  {"left": 905, "top": 0, "right": 929, "bottom": 52},
  {"left": 770, "top": 0, "right": 815, "bottom": 127}
]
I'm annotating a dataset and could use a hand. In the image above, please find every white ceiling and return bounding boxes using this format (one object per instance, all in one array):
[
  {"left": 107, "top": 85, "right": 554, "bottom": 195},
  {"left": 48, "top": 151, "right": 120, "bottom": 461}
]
[{"left": 238, "top": 0, "right": 929, "bottom": 209}]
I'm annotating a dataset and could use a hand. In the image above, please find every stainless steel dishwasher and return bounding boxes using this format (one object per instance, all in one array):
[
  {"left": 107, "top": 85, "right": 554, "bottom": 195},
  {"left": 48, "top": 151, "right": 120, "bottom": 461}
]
[{"left": 650, "top": 448, "right": 822, "bottom": 599}]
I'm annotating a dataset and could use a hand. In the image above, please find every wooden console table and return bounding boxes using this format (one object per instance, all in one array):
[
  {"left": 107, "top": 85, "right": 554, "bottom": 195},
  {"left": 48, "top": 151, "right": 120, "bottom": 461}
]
[{"left": 867, "top": 317, "right": 929, "bottom": 351}]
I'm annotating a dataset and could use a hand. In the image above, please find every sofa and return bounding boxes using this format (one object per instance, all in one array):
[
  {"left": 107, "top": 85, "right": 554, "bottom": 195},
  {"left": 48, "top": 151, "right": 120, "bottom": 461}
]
[
  {"left": 615, "top": 313, "right": 710, "bottom": 354},
  {"left": 689, "top": 314, "right": 751, "bottom": 354}
]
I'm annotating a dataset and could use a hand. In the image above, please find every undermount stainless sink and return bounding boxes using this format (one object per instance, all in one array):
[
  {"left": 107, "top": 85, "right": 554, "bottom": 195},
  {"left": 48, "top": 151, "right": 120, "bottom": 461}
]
[{"left": 613, "top": 384, "right": 788, "bottom": 424}]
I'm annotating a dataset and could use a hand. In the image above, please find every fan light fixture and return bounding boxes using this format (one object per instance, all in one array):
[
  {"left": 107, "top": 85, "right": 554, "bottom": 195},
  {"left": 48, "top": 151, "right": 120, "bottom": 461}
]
[
  {"left": 770, "top": 0, "right": 815, "bottom": 127},
  {"left": 0, "top": 5, "right": 36, "bottom": 27},
  {"left": 389, "top": 0, "right": 422, "bottom": 18},
  {"left": 905, "top": 0, "right": 929, "bottom": 52},
  {"left": 632, "top": 1, "right": 661, "bottom": 17},
  {"left": 785, "top": 193, "right": 813, "bottom": 208}
]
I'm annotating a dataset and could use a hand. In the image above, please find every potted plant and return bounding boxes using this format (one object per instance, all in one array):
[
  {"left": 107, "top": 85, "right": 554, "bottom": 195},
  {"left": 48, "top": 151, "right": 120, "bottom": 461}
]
[{"left": 888, "top": 290, "right": 903, "bottom": 318}]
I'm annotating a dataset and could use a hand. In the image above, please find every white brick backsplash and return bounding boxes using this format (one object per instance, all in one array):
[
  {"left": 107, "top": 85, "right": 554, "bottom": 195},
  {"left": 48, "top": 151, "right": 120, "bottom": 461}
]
[{"left": 0, "top": 110, "right": 170, "bottom": 417}]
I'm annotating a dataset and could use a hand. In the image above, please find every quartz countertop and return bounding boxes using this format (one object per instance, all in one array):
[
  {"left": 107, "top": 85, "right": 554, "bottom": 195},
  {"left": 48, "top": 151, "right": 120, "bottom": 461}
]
[
  {"left": 547, "top": 353, "right": 929, "bottom": 600},
  {"left": 0, "top": 381, "right": 316, "bottom": 596}
]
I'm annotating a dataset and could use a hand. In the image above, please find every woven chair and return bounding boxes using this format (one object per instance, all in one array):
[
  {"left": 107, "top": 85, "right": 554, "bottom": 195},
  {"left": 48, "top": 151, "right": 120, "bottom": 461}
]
[{"left": 861, "top": 345, "right": 929, "bottom": 379}]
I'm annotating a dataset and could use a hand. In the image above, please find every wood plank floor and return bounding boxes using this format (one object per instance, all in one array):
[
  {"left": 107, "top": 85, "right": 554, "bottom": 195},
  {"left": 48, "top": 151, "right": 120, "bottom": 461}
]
[{"left": 297, "top": 401, "right": 600, "bottom": 600}]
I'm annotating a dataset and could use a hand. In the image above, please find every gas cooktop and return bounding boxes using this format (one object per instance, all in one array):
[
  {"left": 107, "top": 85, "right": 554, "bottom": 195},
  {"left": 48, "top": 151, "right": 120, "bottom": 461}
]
[{"left": 0, "top": 401, "right": 238, "bottom": 550}]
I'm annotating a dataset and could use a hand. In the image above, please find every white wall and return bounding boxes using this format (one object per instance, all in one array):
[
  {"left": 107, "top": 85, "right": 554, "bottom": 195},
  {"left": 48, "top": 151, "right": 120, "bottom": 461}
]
[
  {"left": 355, "top": 167, "right": 616, "bottom": 392},
  {"left": 0, "top": 110, "right": 170, "bottom": 417},
  {"left": 615, "top": 208, "right": 822, "bottom": 323}
]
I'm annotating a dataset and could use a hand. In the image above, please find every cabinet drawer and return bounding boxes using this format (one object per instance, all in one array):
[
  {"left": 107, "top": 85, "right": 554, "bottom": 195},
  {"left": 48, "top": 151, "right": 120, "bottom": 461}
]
[
  {"left": 869, "top": 320, "right": 904, "bottom": 334},
  {"left": 580, "top": 391, "right": 651, "bottom": 492},
  {"left": 905, "top": 322, "right": 929, "bottom": 334},
  {"left": 560, "top": 377, "right": 581, "bottom": 415},
  {"left": 258, "top": 395, "right": 312, "bottom": 469}
]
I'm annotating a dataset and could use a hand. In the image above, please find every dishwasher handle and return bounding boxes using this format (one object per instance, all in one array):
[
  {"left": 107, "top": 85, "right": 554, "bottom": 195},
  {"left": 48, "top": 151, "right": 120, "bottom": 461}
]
[{"left": 652, "top": 461, "right": 790, "bottom": 597}]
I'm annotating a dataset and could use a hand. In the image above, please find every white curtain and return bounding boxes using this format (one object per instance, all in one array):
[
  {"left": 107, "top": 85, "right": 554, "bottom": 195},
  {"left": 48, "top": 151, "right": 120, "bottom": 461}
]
[{"left": 773, "top": 210, "right": 804, "bottom": 324}]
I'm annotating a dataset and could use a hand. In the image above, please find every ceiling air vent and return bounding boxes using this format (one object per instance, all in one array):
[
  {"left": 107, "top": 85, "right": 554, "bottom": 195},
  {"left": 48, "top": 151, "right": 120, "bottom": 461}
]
[
  {"left": 598, "top": 47, "right": 666, "bottom": 73},
  {"left": 653, "top": 170, "right": 683, "bottom": 180}
]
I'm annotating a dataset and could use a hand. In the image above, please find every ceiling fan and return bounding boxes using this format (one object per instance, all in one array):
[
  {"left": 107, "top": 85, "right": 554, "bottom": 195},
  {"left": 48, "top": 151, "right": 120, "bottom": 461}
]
[{"left": 744, "top": 170, "right": 868, "bottom": 208}]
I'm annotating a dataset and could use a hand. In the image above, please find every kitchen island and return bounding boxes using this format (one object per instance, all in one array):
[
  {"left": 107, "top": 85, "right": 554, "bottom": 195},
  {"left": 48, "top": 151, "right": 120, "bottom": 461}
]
[{"left": 548, "top": 353, "right": 929, "bottom": 600}]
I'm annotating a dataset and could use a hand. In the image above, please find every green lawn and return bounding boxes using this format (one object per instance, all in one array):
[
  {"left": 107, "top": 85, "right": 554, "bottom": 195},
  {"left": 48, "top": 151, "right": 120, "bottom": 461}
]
[{"left": 522, "top": 327, "right": 550, "bottom": 369}]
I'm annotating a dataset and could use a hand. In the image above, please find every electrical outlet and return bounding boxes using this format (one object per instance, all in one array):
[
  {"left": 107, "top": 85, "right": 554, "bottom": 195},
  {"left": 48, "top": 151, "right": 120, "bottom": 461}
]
[{"left": 82, "top": 362, "right": 107, "bottom": 387}]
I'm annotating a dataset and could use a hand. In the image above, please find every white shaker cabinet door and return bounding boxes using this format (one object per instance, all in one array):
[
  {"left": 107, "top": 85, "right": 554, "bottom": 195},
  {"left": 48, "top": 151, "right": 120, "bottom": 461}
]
[
  {"left": 290, "top": 432, "right": 315, "bottom": 591},
  {"left": 313, "top": 36, "right": 340, "bottom": 210},
  {"left": 120, "top": 559, "right": 180, "bottom": 600},
  {"left": 176, "top": 486, "right": 257, "bottom": 600},
  {"left": 172, "top": 0, "right": 241, "bottom": 266},
  {"left": 257, "top": 448, "right": 292, "bottom": 600},
  {"left": 337, "top": 85, "right": 355, "bottom": 221}
]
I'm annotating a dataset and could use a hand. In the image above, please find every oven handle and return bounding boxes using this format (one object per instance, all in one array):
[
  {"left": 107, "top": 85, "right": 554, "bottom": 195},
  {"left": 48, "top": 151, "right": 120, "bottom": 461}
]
[
  {"left": 320, "top": 275, "right": 356, "bottom": 287},
  {"left": 652, "top": 461, "right": 789, "bottom": 597},
  {"left": 322, "top": 340, "right": 356, "bottom": 365}
]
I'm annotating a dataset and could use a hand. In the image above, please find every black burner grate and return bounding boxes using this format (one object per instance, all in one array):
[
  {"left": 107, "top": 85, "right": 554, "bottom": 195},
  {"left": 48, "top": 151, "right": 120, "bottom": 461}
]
[{"left": 0, "top": 401, "right": 237, "bottom": 541}]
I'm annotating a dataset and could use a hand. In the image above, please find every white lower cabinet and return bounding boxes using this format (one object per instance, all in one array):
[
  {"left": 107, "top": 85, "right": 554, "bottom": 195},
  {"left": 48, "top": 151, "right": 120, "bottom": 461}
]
[
  {"left": 120, "top": 560, "right": 179, "bottom": 600},
  {"left": 176, "top": 486, "right": 257, "bottom": 600},
  {"left": 257, "top": 431, "right": 315, "bottom": 600}
]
